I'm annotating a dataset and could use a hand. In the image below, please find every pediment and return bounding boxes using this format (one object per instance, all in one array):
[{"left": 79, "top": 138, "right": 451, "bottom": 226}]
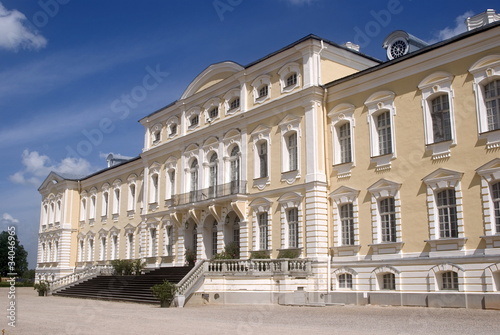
[
  {"left": 476, "top": 158, "right": 500, "bottom": 181},
  {"left": 422, "top": 168, "right": 463, "bottom": 184},
  {"left": 330, "top": 186, "right": 359, "bottom": 200}
]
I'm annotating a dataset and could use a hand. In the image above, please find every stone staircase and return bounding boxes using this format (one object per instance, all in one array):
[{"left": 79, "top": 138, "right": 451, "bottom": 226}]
[{"left": 52, "top": 266, "right": 192, "bottom": 304}]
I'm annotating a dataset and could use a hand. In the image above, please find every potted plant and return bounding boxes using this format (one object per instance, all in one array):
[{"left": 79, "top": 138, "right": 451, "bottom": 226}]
[
  {"left": 150, "top": 280, "right": 176, "bottom": 307},
  {"left": 33, "top": 280, "right": 49, "bottom": 296}
]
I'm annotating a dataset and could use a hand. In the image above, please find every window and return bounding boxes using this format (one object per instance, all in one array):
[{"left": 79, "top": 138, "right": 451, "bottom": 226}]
[
  {"left": 258, "top": 85, "right": 268, "bottom": 98},
  {"left": 340, "top": 203, "right": 354, "bottom": 246},
  {"left": 113, "top": 188, "right": 120, "bottom": 215},
  {"left": 365, "top": 91, "right": 396, "bottom": 170},
  {"left": 149, "top": 228, "right": 157, "bottom": 257},
  {"left": 442, "top": 271, "right": 458, "bottom": 290},
  {"left": 493, "top": 182, "right": 500, "bottom": 233},
  {"left": 285, "top": 73, "right": 297, "bottom": 88},
  {"left": 90, "top": 195, "right": 96, "bottom": 220},
  {"left": 111, "top": 235, "right": 118, "bottom": 260},
  {"left": 208, "top": 153, "right": 218, "bottom": 198},
  {"left": 151, "top": 174, "right": 159, "bottom": 204},
  {"left": 258, "top": 212, "right": 268, "bottom": 250},
  {"left": 128, "top": 184, "right": 136, "bottom": 211},
  {"left": 338, "top": 123, "right": 352, "bottom": 163},
  {"left": 102, "top": 192, "right": 109, "bottom": 217},
  {"left": 166, "top": 226, "right": 173, "bottom": 256},
  {"left": 252, "top": 75, "right": 271, "bottom": 103},
  {"left": 229, "top": 97, "right": 240, "bottom": 110},
  {"left": 437, "top": 189, "right": 458, "bottom": 238},
  {"left": 377, "top": 111, "right": 392, "bottom": 155},
  {"left": 168, "top": 170, "right": 176, "bottom": 200},
  {"left": 190, "top": 115, "right": 199, "bottom": 127},
  {"left": 127, "top": 233, "right": 134, "bottom": 259},
  {"left": 80, "top": 198, "right": 87, "bottom": 221},
  {"left": 380, "top": 198, "right": 396, "bottom": 242},
  {"left": 230, "top": 146, "right": 240, "bottom": 194},
  {"left": 287, "top": 132, "right": 298, "bottom": 171},
  {"left": 208, "top": 107, "right": 219, "bottom": 119},
  {"left": 190, "top": 159, "right": 199, "bottom": 202},
  {"left": 78, "top": 240, "right": 84, "bottom": 262},
  {"left": 469, "top": 55, "right": 500, "bottom": 148},
  {"left": 233, "top": 217, "right": 240, "bottom": 247},
  {"left": 258, "top": 142, "right": 268, "bottom": 178},
  {"left": 100, "top": 237, "right": 106, "bottom": 261},
  {"left": 338, "top": 273, "right": 353, "bottom": 289},
  {"left": 288, "top": 208, "right": 299, "bottom": 248},
  {"left": 169, "top": 124, "right": 177, "bottom": 137},
  {"left": 152, "top": 130, "right": 160, "bottom": 143},
  {"left": 485, "top": 79, "right": 500, "bottom": 131},
  {"left": 88, "top": 238, "right": 94, "bottom": 261},
  {"left": 212, "top": 222, "right": 218, "bottom": 257},
  {"left": 382, "top": 273, "right": 396, "bottom": 290},
  {"left": 431, "top": 94, "right": 452, "bottom": 142}
]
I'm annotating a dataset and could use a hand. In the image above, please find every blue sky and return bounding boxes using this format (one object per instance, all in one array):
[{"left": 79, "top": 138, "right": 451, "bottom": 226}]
[{"left": 0, "top": 0, "right": 497, "bottom": 268}]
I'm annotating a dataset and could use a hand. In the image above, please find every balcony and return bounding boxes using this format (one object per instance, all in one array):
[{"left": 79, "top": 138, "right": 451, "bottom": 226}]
[{"left": 172, "top": 180, "right": 247, "bottom": 206}]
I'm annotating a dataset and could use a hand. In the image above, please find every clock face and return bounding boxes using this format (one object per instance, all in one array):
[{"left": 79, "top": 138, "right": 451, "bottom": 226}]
[{"left": 389, "top": 39, "right": 408, "bottom": 59}]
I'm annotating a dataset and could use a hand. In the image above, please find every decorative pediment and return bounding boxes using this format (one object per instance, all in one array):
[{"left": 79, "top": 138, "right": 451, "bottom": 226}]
[
  {"left": 368, "top": 179, "right": 401, "bottom": 198},
  {"left": 98, "top": 228, "right": 108, "bottom": 238},
  {"left": 364, "top": 90, "right": 395, "bottom": 108},
  {"left": 329, "top": 186, "right": 360, "bottom": 204},
  {"left": 422, "top": 168, "right": 463, "bottom": 189},
  {"left": 249, "top": 197, "right": 272, "bottom": 213},
  {"left": 418, "top": 71, "right": 454, "bottom": 90},
  {"left": 328, "top": 103, "right": 355, "bottom": 119},
  {"left": 469, "top": 54, "right": 500, "bottom": 74},
  {"left": 278, "top": 114, "right": 301, "bottom": 129},
  {"left": 123, "top": 223, "right": 137, "bottom": 234},
  {"left": 476, "top": 158, "right": 500, "bottom": 182}
]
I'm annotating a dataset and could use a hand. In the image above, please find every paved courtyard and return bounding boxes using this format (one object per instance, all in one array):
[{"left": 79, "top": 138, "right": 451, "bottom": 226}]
[{"left": 2, "top": 287, "right": 500, "bottom": 334}]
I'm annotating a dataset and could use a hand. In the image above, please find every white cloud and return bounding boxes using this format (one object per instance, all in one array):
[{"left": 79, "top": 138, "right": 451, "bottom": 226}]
[
  {"left": 0, "top": 2, "right": 47, "bottom": 51},
  {"left": 9, "top": 149, "right": 94, "bottom": 186},
  {"left": 429, "top": 11, "right": 473, "bottom": 43},
  {"left": 2, "top": 213, "right": 19, "bottom": 223}
]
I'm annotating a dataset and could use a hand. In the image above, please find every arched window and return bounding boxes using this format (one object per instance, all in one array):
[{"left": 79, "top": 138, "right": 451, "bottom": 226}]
[
  {"left": 233, "top": 217, "right": 240, "bottom": 248},
  {"left": 287, "top": 132, "right": 298, "bottom": 171},
  {"left": 441, "top": 271, "right": 459, "bottom": 290},
  {"left": 128, "top": 184, "right": 136, "bottom": 211},
  {"left": 338, "top": 273, "right": 353, "bottom": 289},
  {"left": 190, "top": 159, "right": 199, "bottom": 202},
  {"left": 484, "top": 79, "right": 500, "bottom": 131},
  {"left": 102, "top": 192, "right": 109, "bottom": 217},
  {"left": 208, "top": 153, "right": 218, "bottom": 198},
  {"left": 113, "top": 188, "right": 120, "bottom": 214},
  {"left": 287, "top": 208, "right": 299, "bottom": 248},
  {"left": 258, "top": 141, "right": 268, "bottom": 178},
  {"left": 230, "top": 146, "right": 240, "bottom": 194}
]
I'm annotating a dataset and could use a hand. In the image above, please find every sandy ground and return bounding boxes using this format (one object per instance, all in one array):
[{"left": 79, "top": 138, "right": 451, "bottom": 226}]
[{"left": 2, "top": 287, "right": 500, "bottom": 335}]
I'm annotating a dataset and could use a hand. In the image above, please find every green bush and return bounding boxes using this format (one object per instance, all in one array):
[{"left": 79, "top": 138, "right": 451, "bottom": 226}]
[
  {"left": 277, "top": 249, "right": 301, "bottom": 259},
  {"left": 212, "top": 242, "right": 240, "bottom": 260},
  {"left": 150, "top": 280, "right": 176, "bottom": 307},
  {"left": 33, "top": 280, "right": 50, "bottom": 295},
  {"left": 111, "top": 259, "right": 139, "bottom": 275},
  {"left": 132, "top": 259, "right": 145, "bottom": 275},
  {"left": 185, "top": 249, "right": 196, "bottom": 266},
  {"left": 249, "top": 250, "right": 270, "bottom": 259}
]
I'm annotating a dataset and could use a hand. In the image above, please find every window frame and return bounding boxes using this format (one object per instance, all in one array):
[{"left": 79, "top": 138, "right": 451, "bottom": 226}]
[
  {"left": 251, "top": 75, "right": 271, "bottom": 104},
  {"left": 278, "top": 62, "right": 301, "bottom": 93}
]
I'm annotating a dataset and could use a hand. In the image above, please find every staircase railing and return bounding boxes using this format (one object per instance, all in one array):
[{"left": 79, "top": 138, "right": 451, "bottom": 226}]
[
  {"left": 206, "top": 258, "right": 311, "bottom": 276},
  {"left": 174, "top": 260, "right": 206, "bottom": 308},
  {"left": 50, "top": 265, "right": 114, "bottom": 292}
]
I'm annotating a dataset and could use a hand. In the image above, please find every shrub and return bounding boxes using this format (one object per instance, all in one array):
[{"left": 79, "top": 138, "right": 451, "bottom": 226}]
[
  {"left": 212, "top": 242, "right": 240, "bottom": 260},
  {"left": 277, "top": 249, "right": 301, "bottom": 259},
  {"left": 249, "top": 250, "right": 270, "bottom": 259},
  {"left": 33, "top": 280, "right": 49, "bottom": 296},
  {"left": 151, "top": 280, "right": 176, "bottom": 307},
  {"left": 111, "top": 259, "right": 135, "bottom": 275}
]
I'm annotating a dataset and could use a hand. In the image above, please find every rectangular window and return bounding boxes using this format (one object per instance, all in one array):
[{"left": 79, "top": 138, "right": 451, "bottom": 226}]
[
  {"left": 102, "top": 192, "right": 109, "bottom": 217},
  {"left": 169, "top": 124, "right": 177, "bottom": 137},
  {"left": 259, "top": 142, "right": 268, "bottom": 178},
  {"left": 209, "top": 107, "right": 219, "bottom": 119},
  {"left": 377, "top": 111, "right": 392, "bottom": 155},
  {"left": 442, "top": 271, "right": 458, "bottom": 290},
  {"left": 437, "top": 189, "right": 458, "bottom": 238},
  {"left": 340, "top": 203, "right": 355, "bottom": 245},
  {"left": 230, "top": 97, "right": 240, "bottom": 110},
  {"left": 258, "top": 85, "right": 268, "bottom": 98},
  {"left": 150, "top": 228, "right": 157, "bottom": 257},
  {"left": 258, "top": 212, "right": 268, "bottom": 250},
  {"left": 113, "top": 189, "right": 120, "bottom": 214},
  {"left": 127, "top": 233, "right": 134, "bottom": 259},
  {"left": 338, "top": 273, "right": 353, "bottom": 289},
  {"left": 380, "top": 198, "right": 396, "bottom": 242},
  {"left": 128, "top": 185, "right": 136, "bottom": 211},
  {"left": 288, "top": 132, "right": 298, "bottom": 171},
  {"left": 190, "top": 115, "right": 199, "bottom": 127},
  {"left": 382, "top": 273, "right": 395, "bottom": 290},
  {"left": 339, "top": 123, "right": 352, "bottom": 163},
  {"left": 288, "top": 208, "right": 299, "bottom": 248},
  {"left": 286, "top": 73, "right": 297, "bottom": 87},
  {"left": 166, "top": 226, "right": 173, "bottom": 256},
  {"left": 485, "top": 80, "right": 500, "bottom": 131},
  {"left": 431, "top": 95, "right": 452, "bottom": 142},
  {"left": 493, "top": 182, "right": 500, "bottom": 233},
  {"left": 212, "top": 224, "right": 218, "bottom": 257}
]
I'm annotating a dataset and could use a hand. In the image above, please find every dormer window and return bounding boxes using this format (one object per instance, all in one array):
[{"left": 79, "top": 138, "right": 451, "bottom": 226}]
[
  {"left": 285, "top": 73, "right": 297, "bottom": 88},
  {"left": 208, "top": 107, "right": 219, "bottom": 119},
  {"left": 229, "top": 97, "right": 240, "bottom": 111},
  {"left": 151, "top": 124, "right": 162, "bottom": 145},
  {"left": 258, "top": 85, "right": 268, "bottom": 98},
  {"left": 169, "top": 124, "right": 177, "bottom": 137},
  {"left": 190, "top": 115, "right": 199, "bottom": 127}
]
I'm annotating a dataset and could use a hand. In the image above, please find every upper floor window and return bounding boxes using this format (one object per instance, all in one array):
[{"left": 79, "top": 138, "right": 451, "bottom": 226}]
[
  {"left": 329, "top": 103, "right": 356, "bottom": 178},
  {"left": 208, "top": 107, "right": 219, "bottom": 120},
  {"left": 258, "top": 141, "right": 268, "bottom": 178},
  {"left": 469, "top": 55, "right": 500, "bottom": 149},
  {"left": 431, "top": 94, "right": 452, "bottom": 142},
  {"left": 89, "top": 194, "right": 96, "bottom": 220},
  {"left": 377, "top": 111, "right": 392, "bottom": 156},
  {"left": 285, "top": 73, "right": 297, "bottom": 88},
  {"left": 287, "top": 207, "right": 299, "bottom": 249},
  {"left": 379, "top": 197, "right": 396, "bottom": 243},
  {"left": 208, "top": 153, "right": 218, "bottom": 198},
  {"left": 224, "top": 88, "right": 241, "bottom": 115},
  {"left": 128, "top": 183, "right": 136, "bottom": 212},
  {"left": 102, "top": 191, "right": 109, "bottom": 217},
  {"left": 113, "top": 188, "right": 120, "bottom": 215},
  {"left": 493, "top": 182, "right": 500, "bottom": 234},
  {"left": 485, "top": 79, "right": 500, "bottom": 131},
  {"left": 190, "top": 115, "right": 199, "bottom": 127},
  {"left": 287, "top": 132, "right": 298, "bottom": 171},
  {"left": 258, "top": 212, "right": 268, "bottom": 250},
  {"left": 340, "top": 203, "right": 354, "bottom": 246},
  {"left": 150, "top": 174, "right": 159, "bottom": 204},
  {"left": 189, "top": 159, "right": 199, "bottom": 201},
  {"left": 80, "top": 198, "right": 87, "bottom": 222},
  {"left": 436, "top": 189, "right": 458, "bottom": 238},
  {"left": 229, "top": 146, "right": 240, "bottom": 194},
  {"left": 151, "top": 123, "right": 162, "bottom": 145},
  {"left": 278, "top": 62, "right": 301, "bottom": 93},
  {"left": 169, "top": 124, "right": 177, "bottom": 137},
  {"left": 252, "top": 75, "right": 271, "bottom": 104},
  {"left": 338, "top": 123, "right": 352, "bottom": 163},
  {"left": 229, "top": 97, "right": 240, "bottom": 111},
  {"left": 250, "top": 125, "right": 271, "bottom": 188},
  {"left": 258, "top": 85, "right": 268, "bottom": 99}
]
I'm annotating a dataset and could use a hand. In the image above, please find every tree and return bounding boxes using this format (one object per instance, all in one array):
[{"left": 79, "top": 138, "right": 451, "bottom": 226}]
[{"left": 0, "top": 231, "right": 28, "bottom": 277}]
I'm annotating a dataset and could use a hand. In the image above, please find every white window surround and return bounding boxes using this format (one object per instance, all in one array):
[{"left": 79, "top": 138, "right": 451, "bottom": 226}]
[
  {"left": 329, "top": 103, "right": 356, "bottom": 178},
  {"left": 250, "top": 124, "right": 271, "bottom": 189},
  {"left": 365, "top": 91, "right": 397, "bottom": 171},
  {"left": 279, "top": 114, "right": 302, "bottom": 183},
  {"left": 251, "top": 74, "right": 271, "bottom": 104},
  {"left": 150, "top": 123, "right": 162, "bottom": 146},
  {"left": 186, "top": 107, "right": 201, "bottom": 130},
  {"left": 165, "top": 156, "right": 178, "bottom": 201},
  {"left": 112, "top": 179, "right": 121, "bottom": 216},
  {"left": 371, "top": 266, "right": 400, "bottom": 291},
  {"left": 203, "top": 98, "right": 221, "bottom": 123},
  {"left": 249, "top": 198, "right": 272, "bottom": 252},
  {"left": 223, "top": 88, "right": 241, "bottom": 115},
  {"left": 278, "top": 62, "right": 301, "bottom": 94},
  {"left": 127, "top": 174, "right": 137, "bottom": 213},
  {"left": 332, "top": 267, "right": 357, "bottom": 291},
  {"left": 278, "top": 192, "right": 303, "bottom": 250},
  {"left": 80, "top": 192, "right": 87, "bottom": 222},
  {"left": 329, "top": 186, "right": 361, "bottom": 255},
  {"left": 101, "top": 183, "right": 110, "bottom": 219},
  {"left": 429, "top": 263, "right": 464, "bottom": 292},
  {"left": 166, "top": 116, "right": 179, "bottom": 139},
  {"left": 89, "top": 188, "right": 97, "bottom": 222},
  {"left": 222, "top": 129, "right": 243, "bottom": 186},
  {"left": 422, "top": 168, "right": 466, "bottom": 251},
  {"left": 476, "top": 158, "right": 500, "bottom": 250},
  {"left": 418, "top": 71, "right": 457, "bottom": 160},
  {"left": 149, "top": 162, "right": 161, "bottom": 205},
  {"left": 469, "top": 55, "right": 500, "bottom": 149},
  {"left": 367, "top": 179, "right": 403, "bottom": 253}
]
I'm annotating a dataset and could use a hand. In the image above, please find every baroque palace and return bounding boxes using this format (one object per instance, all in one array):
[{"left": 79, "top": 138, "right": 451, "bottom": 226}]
[{"left": 37, "top": 10, "right": 500, "bottom": 308}]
